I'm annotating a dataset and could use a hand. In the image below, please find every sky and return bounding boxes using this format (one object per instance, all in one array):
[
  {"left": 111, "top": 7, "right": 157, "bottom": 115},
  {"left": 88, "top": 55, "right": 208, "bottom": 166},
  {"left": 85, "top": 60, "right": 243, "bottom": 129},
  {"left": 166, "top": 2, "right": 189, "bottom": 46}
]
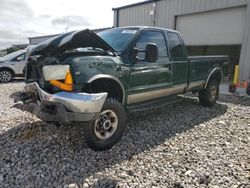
[{"left": 0, "top": 0, "right": 144, "bottom": 50}]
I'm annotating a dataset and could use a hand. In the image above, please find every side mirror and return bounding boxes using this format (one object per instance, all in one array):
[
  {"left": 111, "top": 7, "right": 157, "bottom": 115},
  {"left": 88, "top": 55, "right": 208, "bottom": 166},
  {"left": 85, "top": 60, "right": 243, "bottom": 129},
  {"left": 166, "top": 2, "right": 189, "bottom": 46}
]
[
  {"left": 133, "top": 43, "right": 158, "bottom": 63},
  {"left": 145, "top": 43, "right": 158, "bottom": 62}
]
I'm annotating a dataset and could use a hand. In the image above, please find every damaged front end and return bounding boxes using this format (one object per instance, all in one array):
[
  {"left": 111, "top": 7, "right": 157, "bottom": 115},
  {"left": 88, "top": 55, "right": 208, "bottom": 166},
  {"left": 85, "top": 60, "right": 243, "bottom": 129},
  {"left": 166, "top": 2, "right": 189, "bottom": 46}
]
[
  {"left": 12, "top": 29, "right": 114, "bottom": 123},
  {"left": 13, "top": 82, "right": 107, "bottom": 122}
]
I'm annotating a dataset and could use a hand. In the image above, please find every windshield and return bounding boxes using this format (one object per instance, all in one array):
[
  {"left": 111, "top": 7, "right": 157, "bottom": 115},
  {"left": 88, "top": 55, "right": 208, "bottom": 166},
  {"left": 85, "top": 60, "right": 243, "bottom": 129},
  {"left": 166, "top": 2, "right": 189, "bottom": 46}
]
[
  {"left": 0, "top": 50, "right": 26, "bottom": 61},
  {"left": 98, "top": 28, "right": 138, "bottom": 52}
]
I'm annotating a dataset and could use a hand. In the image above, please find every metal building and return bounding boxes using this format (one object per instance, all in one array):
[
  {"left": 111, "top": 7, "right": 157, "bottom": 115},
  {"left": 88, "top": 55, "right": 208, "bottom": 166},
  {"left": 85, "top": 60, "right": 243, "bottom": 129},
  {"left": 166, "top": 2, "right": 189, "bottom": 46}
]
[
  {"left": 113, "top": 0, "right": 250, "bottom": 83},
  {"left": 28, "top": 34, "right": 59, "bottom": 45},
  {"left": 28, "top": 27, "right": 112, "bottom": 45}
]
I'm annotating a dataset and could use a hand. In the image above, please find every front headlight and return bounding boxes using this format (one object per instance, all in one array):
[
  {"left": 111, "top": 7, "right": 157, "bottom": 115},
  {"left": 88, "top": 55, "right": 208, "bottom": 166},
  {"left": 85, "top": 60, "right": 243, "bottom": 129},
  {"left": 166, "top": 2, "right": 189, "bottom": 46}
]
[{"left": 43, "top": 65, "right": 73, "bottom": 91}]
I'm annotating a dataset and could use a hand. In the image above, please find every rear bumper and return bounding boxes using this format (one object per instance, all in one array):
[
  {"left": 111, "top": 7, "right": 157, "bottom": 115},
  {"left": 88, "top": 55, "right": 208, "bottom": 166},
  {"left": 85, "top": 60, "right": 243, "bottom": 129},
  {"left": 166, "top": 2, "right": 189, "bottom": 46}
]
[{"left": 13, "top": 82, "right": 108, "bottom": 122}]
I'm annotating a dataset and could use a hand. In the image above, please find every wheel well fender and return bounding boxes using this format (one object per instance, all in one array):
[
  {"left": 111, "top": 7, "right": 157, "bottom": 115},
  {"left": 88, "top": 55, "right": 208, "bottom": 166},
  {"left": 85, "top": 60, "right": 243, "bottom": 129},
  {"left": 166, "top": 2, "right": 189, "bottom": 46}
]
[
  {"left": 204, "top": 67, "right": 223, "bottom": 88},
  {"left": 82, "top": 74, "right": 125, "bottom": 104},
  {"left": 0, "top": 67, "right": 15, "bottom": 75}
]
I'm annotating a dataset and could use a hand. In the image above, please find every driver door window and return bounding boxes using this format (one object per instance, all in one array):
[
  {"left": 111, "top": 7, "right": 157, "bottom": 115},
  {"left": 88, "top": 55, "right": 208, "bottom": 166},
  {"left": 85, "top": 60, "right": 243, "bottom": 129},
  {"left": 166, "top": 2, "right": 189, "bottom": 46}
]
[{"left": 135, "top": 31, "right": 168, "bottom": 63}]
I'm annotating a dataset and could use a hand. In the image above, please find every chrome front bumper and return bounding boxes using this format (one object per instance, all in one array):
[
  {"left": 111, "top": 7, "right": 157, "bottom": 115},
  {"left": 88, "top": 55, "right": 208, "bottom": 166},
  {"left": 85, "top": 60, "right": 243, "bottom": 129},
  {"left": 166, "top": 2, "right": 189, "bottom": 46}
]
[{"left": 13, "top": 82, "right": 108, "bottom": 122}]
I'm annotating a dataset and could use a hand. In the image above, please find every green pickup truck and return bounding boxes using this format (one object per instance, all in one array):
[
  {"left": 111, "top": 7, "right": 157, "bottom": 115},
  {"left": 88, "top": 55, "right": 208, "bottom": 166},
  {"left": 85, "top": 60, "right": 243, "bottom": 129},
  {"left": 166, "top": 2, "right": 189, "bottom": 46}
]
[{"left": 14, "top": 27, "right": 229, "bottom": 150}]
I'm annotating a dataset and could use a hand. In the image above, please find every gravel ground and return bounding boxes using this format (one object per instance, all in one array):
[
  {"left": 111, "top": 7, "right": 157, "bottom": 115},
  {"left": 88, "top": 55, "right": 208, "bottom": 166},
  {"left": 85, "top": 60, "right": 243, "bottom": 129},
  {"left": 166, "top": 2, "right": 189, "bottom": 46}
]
[{"left": 0, "top": 81, "right": 249, "bottom": 188}]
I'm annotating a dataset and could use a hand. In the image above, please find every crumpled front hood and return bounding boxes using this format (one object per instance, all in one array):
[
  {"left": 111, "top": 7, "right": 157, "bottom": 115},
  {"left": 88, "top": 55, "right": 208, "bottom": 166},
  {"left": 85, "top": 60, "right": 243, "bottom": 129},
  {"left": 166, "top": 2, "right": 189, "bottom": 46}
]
[{"left": 30, "top": 29, "right": 116, "bottom": 55}]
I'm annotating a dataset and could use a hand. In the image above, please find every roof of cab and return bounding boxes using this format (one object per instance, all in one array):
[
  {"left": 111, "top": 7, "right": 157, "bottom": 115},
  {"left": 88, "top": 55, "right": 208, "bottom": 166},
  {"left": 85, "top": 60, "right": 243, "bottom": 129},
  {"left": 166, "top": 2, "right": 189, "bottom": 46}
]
[{"left": 112, "top": 26, "right": 179, "bottom": 33}]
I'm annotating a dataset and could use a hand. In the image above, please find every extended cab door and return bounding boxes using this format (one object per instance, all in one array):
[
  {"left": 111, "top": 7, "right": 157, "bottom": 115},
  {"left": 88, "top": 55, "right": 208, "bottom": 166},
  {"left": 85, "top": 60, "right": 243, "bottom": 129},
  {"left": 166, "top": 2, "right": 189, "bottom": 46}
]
[
  {"left": 127, "top": 30, "right": 172, "bottom": 104},
  {"left": 166, "top": 32, "right": 188, "bottom": 88}
]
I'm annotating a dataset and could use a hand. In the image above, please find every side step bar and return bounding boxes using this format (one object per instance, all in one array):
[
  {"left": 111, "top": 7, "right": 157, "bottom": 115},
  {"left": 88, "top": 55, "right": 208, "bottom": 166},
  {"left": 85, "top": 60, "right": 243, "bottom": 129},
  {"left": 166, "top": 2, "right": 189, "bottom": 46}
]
[{"left": 127, "top": 96, "right": 183, "bottom": 112}]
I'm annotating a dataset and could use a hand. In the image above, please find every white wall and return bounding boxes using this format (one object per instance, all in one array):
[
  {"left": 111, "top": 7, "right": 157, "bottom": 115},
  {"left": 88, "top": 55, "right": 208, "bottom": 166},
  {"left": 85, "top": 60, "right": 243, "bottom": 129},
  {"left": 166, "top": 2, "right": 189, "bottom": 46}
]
[{"left": 176, "top": 7, "right": 246, "bottom": 46}]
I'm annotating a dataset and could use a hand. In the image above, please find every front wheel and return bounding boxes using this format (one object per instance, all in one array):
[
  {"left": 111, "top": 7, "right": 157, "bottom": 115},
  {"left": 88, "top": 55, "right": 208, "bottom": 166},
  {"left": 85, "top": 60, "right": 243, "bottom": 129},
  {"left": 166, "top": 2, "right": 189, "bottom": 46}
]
[
  {"left": 199, "top": 80, "right": 219, "bottom": 107},
  {"left": 83, "top": 98, "right": 126, "bottom": 151},
  {"left": 0, "top": 69, "right": 13, "bottom": 83}
]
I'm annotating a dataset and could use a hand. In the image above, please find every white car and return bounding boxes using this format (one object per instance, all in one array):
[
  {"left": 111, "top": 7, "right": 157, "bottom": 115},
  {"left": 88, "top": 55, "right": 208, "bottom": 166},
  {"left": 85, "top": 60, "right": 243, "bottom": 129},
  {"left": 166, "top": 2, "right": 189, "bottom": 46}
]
[{"left": 0, "top": 49, "right": 27, "bottom": 82}]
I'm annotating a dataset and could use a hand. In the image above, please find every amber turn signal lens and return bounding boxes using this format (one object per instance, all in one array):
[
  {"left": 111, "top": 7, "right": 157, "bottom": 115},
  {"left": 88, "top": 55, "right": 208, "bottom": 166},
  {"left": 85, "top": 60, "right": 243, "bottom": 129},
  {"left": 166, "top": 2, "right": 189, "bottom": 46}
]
[
  {"left": 64, "top": 70, "right": 73, "bottom": 85},
  {"left": 50, "top": 71, "right": 73, "bottom": 91}
]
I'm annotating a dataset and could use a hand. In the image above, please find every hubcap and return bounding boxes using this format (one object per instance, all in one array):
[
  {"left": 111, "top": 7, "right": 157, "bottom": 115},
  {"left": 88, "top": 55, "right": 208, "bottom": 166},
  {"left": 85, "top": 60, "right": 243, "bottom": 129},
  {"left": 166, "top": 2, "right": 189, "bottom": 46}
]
[
  {"left": 0, "top": 71, "right": 12, "bottom": 82},
  {"left": 94, "top": 109, "right": 118, "bottom": 140},
  {"left": 210, "top": 86, "right": 217, "bottom": 101}
]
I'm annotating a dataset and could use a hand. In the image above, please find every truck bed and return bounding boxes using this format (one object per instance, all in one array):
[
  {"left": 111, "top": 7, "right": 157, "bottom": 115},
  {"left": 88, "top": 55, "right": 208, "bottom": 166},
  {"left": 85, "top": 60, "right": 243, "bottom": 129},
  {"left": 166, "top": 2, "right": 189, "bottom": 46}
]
[{"left": 188, "top": 55, "right": 229, "bottom": 83}]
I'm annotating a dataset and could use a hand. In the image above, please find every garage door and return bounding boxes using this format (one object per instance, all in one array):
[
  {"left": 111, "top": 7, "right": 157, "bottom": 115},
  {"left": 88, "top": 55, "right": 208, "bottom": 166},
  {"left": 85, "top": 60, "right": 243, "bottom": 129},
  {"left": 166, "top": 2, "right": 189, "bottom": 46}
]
[{"left": 176, "top": 7, "right": 246, "bottom": 46}]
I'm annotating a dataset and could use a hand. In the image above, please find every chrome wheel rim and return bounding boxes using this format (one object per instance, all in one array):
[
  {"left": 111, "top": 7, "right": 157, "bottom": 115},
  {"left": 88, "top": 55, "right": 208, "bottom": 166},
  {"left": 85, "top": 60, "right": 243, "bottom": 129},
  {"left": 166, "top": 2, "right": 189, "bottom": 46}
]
[
  {"left": 210, "top": 86, "right": 217, "bottom": 101},
  {"left": 94, "top": 109, "right": 118, "bottom": 140},
  {"left": 0, "top": 71, "right": 12, "bottom": 82}
]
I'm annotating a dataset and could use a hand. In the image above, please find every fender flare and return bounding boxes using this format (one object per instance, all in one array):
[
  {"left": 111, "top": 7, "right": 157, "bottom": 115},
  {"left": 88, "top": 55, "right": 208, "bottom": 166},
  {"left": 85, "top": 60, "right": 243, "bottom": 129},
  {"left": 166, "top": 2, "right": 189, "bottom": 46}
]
[
  {"left": 0, "top": 67, "right": 15, "bottom": 75},
  {"left": 204, "top": 67, "right": 223, "bottom": 88},
  {"left": 87, "top": 74, "right": 125, "bottom": 104}
]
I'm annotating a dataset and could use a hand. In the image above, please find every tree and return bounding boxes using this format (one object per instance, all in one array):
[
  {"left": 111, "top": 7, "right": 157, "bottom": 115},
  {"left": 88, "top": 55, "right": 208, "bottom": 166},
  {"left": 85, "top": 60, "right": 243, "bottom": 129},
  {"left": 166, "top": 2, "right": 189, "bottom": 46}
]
[{"left": 5, "top": 47, "right": 20, "bottom": 54}]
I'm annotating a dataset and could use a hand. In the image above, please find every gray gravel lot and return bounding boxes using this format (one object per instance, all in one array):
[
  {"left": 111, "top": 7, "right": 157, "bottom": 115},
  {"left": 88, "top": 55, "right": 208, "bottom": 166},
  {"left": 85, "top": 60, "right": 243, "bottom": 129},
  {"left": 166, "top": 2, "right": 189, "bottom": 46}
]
[{"left": 0, "top": 82, "right": 249, "bottom": 188}]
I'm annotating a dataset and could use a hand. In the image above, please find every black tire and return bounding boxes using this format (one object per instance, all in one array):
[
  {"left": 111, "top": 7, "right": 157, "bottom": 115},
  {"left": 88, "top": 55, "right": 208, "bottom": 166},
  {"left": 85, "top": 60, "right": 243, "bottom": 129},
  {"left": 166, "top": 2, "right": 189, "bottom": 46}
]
[
  {"left": 0, "top": 69, "right": 14, "bottom": 83},
  {"left": 199, "top": 80, "right": 219, "bottom": 107},
  {"left": 83, "top": 98, "right": 126, "bottom": 151}
]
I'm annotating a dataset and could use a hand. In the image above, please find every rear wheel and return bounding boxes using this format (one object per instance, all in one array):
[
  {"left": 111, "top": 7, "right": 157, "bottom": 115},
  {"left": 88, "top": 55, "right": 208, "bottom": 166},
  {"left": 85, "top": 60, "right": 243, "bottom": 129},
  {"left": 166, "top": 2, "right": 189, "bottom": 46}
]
[
  {"left": 0, "top": 69, "right": 13, "bottom": 83},
  {"left": 83, "top": 98, "right": 126, "bottom": 151},
  {"left": 199, "top": 80, "right": 219, "bottom": 107}
]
